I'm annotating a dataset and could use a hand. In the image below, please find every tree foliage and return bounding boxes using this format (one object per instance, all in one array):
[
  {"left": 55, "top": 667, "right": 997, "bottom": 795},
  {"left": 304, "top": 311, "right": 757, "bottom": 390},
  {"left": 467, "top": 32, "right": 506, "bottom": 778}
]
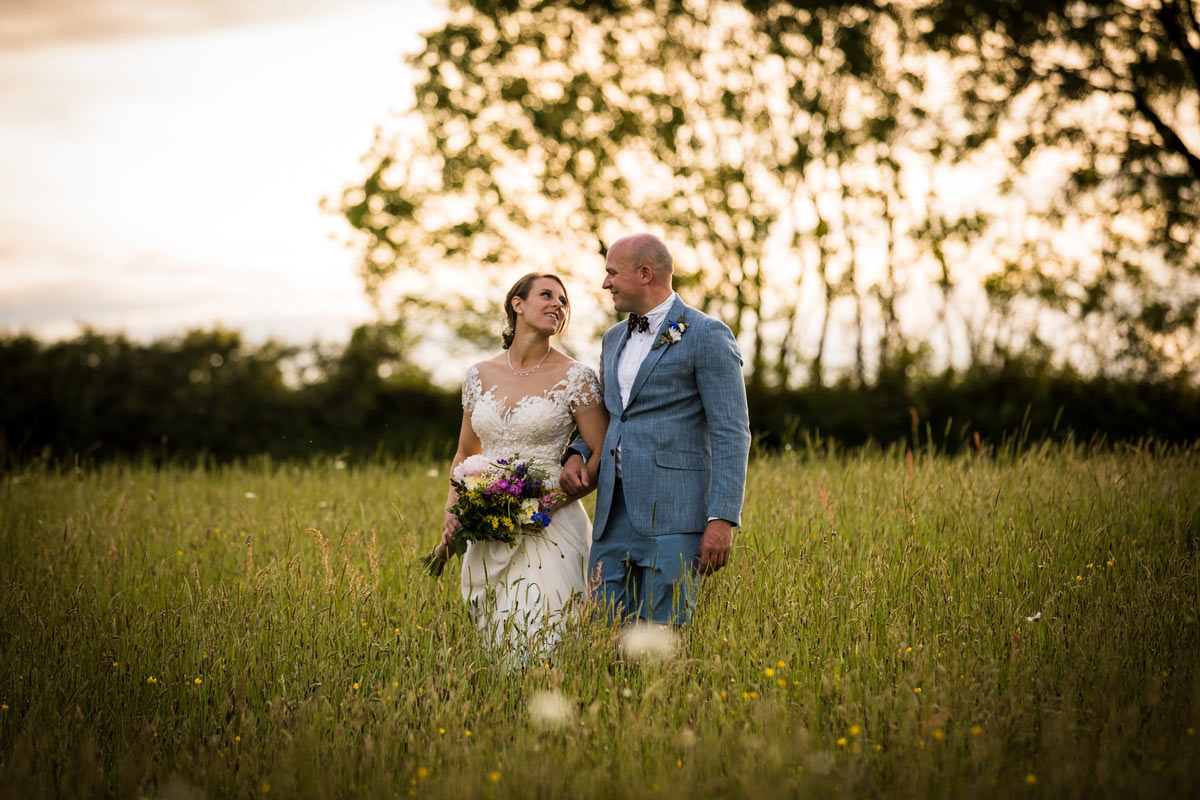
[
  {"left": 340, "top": 0, "right": 1199, "bottom": 385},
  {"left": 913, "top": 0, "right": 1200, "bottom": 376}
]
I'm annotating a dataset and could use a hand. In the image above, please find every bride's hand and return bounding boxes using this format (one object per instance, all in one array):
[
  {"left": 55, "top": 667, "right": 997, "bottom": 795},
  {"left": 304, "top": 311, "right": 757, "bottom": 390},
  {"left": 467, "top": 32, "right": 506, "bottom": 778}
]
[{"left": 438, "top": 512, "right": 460, "bottom": 559}]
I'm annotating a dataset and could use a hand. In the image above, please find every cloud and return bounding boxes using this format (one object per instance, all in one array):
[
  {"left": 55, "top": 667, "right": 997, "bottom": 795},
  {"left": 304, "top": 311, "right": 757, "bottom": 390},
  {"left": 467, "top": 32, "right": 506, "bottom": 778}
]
[{"left": 0, "top": 0, "right": 378, "bottom": 50}]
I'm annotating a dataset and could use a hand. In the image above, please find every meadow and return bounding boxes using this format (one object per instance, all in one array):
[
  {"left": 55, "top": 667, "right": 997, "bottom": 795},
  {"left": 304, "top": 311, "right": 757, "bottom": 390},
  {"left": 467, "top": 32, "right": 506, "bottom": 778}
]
[{"left": 1, "top": 442, "right": 1198, "bottom": 798}]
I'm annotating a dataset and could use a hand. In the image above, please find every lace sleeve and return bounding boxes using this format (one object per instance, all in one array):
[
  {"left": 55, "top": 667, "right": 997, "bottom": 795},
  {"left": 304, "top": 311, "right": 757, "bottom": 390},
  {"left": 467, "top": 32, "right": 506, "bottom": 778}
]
[
  {"left": 565, "top": 362, "right": 602, "bottom": 414},
  {"left": 461, "top": 364, "right": 481, "bottom": 413}
]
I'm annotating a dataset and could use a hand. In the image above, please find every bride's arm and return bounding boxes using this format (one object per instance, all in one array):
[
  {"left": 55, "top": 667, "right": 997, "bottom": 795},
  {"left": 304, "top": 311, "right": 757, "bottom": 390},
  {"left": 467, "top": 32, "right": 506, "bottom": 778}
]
[
  {"left": 439, "top": 409, "right": 483, "bottom": 556},
  {"left": 557, "top": 401, "right": 608, "bottom": 505}
]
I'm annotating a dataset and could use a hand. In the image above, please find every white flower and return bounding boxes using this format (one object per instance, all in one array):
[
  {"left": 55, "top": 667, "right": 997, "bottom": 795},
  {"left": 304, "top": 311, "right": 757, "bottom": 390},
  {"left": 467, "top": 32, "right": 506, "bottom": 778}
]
[
  {"left": 618, "top": 623, "right": 679, "bottom": 663},
  {"left": 426, "top": 467, "right": 439, "bottom": 478},
  {"left": 1025, "top": 611, "right": 1042, "bottom": 622},
  {"left": 462, "top": 475, "right": 485, "bottom": 491},
  {"left": 521, "top": 498, "right": 540, "bottom": 518},
  {"left": 528, "top": 690, "right": 575, "bottom": 730},
  {"left": 334, "top": 459, "right": 347, "bottom": 470},
  {"left": 244, "top": 492, "right": 257, "bottom": 499}
]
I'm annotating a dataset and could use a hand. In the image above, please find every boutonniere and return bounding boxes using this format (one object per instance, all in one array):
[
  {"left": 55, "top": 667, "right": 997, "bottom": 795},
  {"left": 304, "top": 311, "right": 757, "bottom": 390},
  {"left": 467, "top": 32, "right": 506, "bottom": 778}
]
[{"left": 651, "top": 316, "right": 688, "bottom": 350}]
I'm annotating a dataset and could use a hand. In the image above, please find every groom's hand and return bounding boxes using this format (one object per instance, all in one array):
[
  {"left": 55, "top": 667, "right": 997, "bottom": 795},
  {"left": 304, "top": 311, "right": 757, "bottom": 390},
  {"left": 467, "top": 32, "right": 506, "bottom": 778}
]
[
  {"left": 698, "top": 519, "right": 734, "bottom": 575},
  {"left": 560, "top": 454, "right": 591, "bottom": 495}
]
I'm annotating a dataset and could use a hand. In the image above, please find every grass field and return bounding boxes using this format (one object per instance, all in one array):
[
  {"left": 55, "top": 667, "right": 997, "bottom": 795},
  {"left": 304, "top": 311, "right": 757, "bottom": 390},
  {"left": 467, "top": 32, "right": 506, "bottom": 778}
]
[{"left": 2, "top": 442, "right": 1198, "bottom": 798}]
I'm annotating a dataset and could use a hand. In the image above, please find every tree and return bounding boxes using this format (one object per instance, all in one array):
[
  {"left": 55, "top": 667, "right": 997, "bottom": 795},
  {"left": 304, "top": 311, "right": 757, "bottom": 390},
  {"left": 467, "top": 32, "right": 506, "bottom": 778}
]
[{"left": 915, "top": 0, "right": 1200, "bottom": 377}]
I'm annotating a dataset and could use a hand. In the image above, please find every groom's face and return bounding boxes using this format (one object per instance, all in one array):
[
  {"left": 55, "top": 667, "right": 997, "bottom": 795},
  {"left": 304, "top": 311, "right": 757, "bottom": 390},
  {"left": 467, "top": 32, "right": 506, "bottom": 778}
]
[{"left": 602, "top": 246, "right": 647, "bottom": 314}]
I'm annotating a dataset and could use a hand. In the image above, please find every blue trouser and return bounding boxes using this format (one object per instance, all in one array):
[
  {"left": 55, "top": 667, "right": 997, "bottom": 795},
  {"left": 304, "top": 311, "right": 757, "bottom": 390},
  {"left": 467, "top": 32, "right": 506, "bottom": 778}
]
[{"left": 588, "top": 478, "right": 702, "bottom": 625}]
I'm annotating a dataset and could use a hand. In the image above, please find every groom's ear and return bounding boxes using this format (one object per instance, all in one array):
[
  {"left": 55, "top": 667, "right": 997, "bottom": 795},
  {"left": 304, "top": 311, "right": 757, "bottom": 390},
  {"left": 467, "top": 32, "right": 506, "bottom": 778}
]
[{"left": 637, "top": 265, "right": 653, "bottom": 284}]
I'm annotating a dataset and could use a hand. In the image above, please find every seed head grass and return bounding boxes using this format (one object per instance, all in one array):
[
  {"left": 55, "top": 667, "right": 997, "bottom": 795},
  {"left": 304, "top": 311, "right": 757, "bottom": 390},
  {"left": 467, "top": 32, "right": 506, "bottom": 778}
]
[{"left": 0, "top": 444, "right": 1198, "bottom": 797}]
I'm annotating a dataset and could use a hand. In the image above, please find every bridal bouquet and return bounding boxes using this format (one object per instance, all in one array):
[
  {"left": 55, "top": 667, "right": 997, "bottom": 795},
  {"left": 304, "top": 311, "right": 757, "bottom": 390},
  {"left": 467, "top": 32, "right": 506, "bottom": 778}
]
[{"left": 421, "top": 454, "right": 561, "bottom": 577}]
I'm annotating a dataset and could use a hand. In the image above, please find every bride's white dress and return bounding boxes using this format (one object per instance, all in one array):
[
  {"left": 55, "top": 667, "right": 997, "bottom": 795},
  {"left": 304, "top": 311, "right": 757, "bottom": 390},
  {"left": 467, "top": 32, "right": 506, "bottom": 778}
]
[{"left": 459, "top": 360, "right": 600, "bottom": 657}]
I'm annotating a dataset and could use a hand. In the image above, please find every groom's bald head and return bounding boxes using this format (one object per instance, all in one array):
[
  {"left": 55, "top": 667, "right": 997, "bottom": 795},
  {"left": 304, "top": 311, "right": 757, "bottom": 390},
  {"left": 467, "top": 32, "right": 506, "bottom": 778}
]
[
  {"left": 603, "top": 233, "right": 675, "bottom": 314},
  {"left": 612, "top": 233, "right": 673, "bottom": 284}
]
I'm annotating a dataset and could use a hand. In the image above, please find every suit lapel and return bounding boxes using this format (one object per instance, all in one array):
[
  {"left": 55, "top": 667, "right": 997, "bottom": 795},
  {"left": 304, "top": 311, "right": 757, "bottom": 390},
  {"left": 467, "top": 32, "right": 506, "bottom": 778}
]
[
  {"left": 626, "top": 296, "right": 687, "bottom": 407},
  {"left": 607, "top": 325, "right": 629, "bottom": 412}
]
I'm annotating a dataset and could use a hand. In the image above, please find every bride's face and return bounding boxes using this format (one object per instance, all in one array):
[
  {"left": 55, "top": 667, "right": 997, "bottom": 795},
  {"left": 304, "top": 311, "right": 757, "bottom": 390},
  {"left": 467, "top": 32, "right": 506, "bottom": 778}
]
[{"left": 514, "top": 278, "right": 568, "bottom": 337}]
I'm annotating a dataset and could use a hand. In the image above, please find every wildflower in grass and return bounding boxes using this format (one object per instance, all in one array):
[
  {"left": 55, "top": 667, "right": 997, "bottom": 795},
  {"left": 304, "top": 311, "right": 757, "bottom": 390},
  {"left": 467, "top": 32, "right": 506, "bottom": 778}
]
[
  {"left": 245, "top": 492, "right": 257, "bottom": 499},
  {"left": 933, "top": 729, "right": 945, "bottom": 740},
  {"left": 1076, "top": 575, "right": 1082, "bottom": 581},
  {"left": 971, "top": 725, "right": 983, "bottom": 736},
  {"left": 1186, "top": 728, "right": 1194, "bottom": 736},
  {"left": 194, "top": 677, "right": 202, "bottom": 685},
  {"left": 353, "top": 682, "right": 360, "bottom": 691},
  {"left": 466, "top": 730, "right": 472, "bottom": 736},
  {"left": 836, "top": 737, "right": 847, "bottom": 747},
  {"left": 417, "top": 767, "right": 429, "bottom": 779},
  {"left": 260, "top": 780, "right": 271, "bottom": 793},
  {"left": 765, "top": 667, "right": 775, "bottom": 678},
  {"left": 439, "top": 728, "right": 446, "bottom": 735},
  {"left": 906, "top": 647, "right": 912, "bottom": 653},
  {"left": 1025, "top": 774, "right": 1037, "bottom": 784},
  {"left": 873, "top": 744, "right": 882, "bottom": 751},
  {"left": 676, "top": 759, "right": 683, "bottom": 768},
  {"left": 1, "top": 704, "right": 7, "bottom": 711},
  {"left": 1106, "top": 559, "right": 1114, "bottom": 566},
  {"left": 177, "top": 550, "right": 184, "bottom": 556},
  {"left": 914, "top": 687, "right": 922, "bottom": 694},
  {"left": 235, "top": 736, "right": 241, "bottom": 743},
  {"left": 618, "top": 623, "right": 679, "bottom": 663},
  {"left": 777, "top": 679, "right": 787, "bottom": 688},
  {"left": 361, "top": 621, "right": 367, "bottom": 628},
  {"left": 849, "top": 725, "right": 861, "bottom": 737},
  {"left": 529, "top": 690, "right": 575, "bottom": 730},
  {"left": 489, "top": 771, "right": 501, "bottom": 782},
  {"left": 1087, "top": 563, "right": 1093, "bottom": 569},
  {"left": 394, "top": 628, "right": 400, "bottom": 634},
  {"left": 777, "top": 660, "right": 786, "bottom": 668}
]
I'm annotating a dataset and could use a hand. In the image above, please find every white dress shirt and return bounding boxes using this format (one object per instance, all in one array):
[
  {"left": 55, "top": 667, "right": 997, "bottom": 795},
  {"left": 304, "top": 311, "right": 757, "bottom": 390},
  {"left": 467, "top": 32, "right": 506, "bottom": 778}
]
[{"left": 615, "top": 292, "right": 677, "bottom": 476}]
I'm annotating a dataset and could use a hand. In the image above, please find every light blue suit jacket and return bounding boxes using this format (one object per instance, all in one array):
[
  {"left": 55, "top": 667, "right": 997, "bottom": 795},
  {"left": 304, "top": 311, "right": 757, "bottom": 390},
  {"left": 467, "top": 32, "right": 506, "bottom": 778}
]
[{"left": 570, "top": 296, "right": 751, "bottom": 540}]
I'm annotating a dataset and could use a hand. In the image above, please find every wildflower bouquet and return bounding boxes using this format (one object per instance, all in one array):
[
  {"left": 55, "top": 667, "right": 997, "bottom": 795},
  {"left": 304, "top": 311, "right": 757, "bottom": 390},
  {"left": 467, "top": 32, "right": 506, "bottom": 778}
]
[{"left": 421, "top": 454, "right": 561, "bottom": 577}]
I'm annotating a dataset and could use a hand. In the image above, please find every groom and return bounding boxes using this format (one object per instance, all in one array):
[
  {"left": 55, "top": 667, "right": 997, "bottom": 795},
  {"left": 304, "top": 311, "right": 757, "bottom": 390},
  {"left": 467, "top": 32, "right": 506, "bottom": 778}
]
[{"left": 561, "top": 233, "right": 750, "bottom": 625}]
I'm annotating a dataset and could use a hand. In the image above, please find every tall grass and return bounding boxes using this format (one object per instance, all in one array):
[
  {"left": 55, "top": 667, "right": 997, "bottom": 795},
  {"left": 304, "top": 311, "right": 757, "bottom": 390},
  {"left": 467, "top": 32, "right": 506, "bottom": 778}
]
[{"left": 1, "top": 443, "right": 1198, "bottom": 798}]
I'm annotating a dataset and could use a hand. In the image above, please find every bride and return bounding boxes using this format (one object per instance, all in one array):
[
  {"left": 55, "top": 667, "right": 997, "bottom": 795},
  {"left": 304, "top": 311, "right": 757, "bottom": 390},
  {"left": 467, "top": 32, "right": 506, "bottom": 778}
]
[{"left": 436, "top": 273, "right": 608, "bottom": 658}]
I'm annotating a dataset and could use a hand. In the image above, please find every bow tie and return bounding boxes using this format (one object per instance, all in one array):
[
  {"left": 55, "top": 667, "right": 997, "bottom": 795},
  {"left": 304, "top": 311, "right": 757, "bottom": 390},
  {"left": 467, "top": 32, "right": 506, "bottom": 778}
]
[{"left": 627, "top": 313, "right": 651, "bottom": 334}]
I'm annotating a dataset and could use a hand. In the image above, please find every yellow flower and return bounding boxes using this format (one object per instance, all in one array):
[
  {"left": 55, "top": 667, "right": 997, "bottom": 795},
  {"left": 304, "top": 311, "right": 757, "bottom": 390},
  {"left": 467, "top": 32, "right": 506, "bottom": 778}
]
[
  {"left": 913, "top": 687, "right": 922, "bottom": 694},
  {"left": 676, "top": 759, "right": 683, "bottom": 768},
  {"left": 776, "top": 679, "right": 787, "bottom": 688},
  {"left": 1106, "top": 559, "right": 1114, "bottom": 566},
  {"left": 849, "top": 725, "right": 861, "bottom": 736},
  {"left": 393, "top": 681, "right": 399, "bottom": 688},
  {"left": 417, "top": 767, "right": 429, "bottom": 780},
  {"left": 906, "top": 646, "right": 912, "bottom": 653},
  {"left": 361, "top": 621, "right": 367, "bottom": 628},
  {"left": 971, "top": 725, "right": 983, "bottom": 736},
  {"left": 439, "top": 728, "right": 446, "bottom": 735},
  {"left": 176, "top": 550, "right": 183, "bottom": 556},
  {"left": 1076, "top": 575, "right": 1083, "bottom": 581},
  {"left": 1025, "top": 774, "right": 1037, "bottom": 785},
  {"left": 1, "top": 704, "right": 8, "bottom": 711},
  {"left": 352, "top": 682, "right": 360, "bottom": 691},
  {"left": 873, "top": 744, "right": 882, "bottom": 751},
  {"left": 764, "top": 667, "right": 775, "bottom": 678},
  {"left": 836, "top": 737, "right": 847, "bottom": 747},
  {"left": 235, "top": 736, "right": 241, "bottom": 743},
  {"left": 465, "top": 730, "right": 472, "bottom": 736},
  {"left": 489, "top": 771, "right": 501, "bottom": 783},
  {"left": 260, "top": 780, "right": 271, "bottom": 793},
  {"left": 147, "top": 676, "right": 157, "bottom": 684},
  {"left": 933, "top": 729, "right": 945, "bottom": 740},
  {"left": 1087, "top": 563, "right": 1093, "bottom": 569},
  {"left": 777, "top": 660, "right": 786, "bottom": 668},
  {"left": 394, "top": 627, "right": 400, "bottom": 634},
  {"left": 1187, "top": 728, "right": 1195, "bottom": 736},
  {"left": 194, "top": 677, "right": 202, "bottom": 685}
]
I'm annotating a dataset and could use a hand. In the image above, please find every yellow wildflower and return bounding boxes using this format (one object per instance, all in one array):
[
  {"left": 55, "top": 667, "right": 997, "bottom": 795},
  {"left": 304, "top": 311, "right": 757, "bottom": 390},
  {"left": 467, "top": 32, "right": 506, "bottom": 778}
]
[
  {"left": 849, "top": 725, "right": 861, "bottom": 736},
  {"left": 777, "top": 660, "right": 786, "bottom": 668},
  {"left": 417, "top": 767, "right": 429, "bottom": 780},
  {"left": 836, "top": 737, "right": 847, "bottom": 747},
  {"left": 1025, "top": 774, "right": 1037, "bottom": 785},
  {"left": 971, "top": 725, "right": 982, "bottom": 736},
  {"left": 489, "top": 771, "right": 501, "bottom": 783},
  {"left": 194, "top": 677, "right": 202, "bottom": 685},
  {"left": 352, "top": 682, "right": 360, "bottom": 691},
  {"left": 765, "top": 667, "right": 775, "bottom": 678},
  {"left": 913, "top": 687, "right": 922, "bottom": 694},
  {"left": 933, "top": 729, "right": 945, "bottom": 740}
]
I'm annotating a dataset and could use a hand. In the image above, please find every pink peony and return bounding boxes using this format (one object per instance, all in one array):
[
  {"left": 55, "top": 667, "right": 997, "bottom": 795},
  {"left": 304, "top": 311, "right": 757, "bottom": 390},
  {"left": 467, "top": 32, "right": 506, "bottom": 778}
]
[{"left": 452, "top": 454, "right": 492, "bottom": 482}]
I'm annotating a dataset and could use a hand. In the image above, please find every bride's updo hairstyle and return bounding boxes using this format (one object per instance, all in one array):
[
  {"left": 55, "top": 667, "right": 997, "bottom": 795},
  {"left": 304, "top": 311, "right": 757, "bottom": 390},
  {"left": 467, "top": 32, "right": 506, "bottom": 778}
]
[{"left": 502, "top": 273, "right": 570, "bottom": 349}]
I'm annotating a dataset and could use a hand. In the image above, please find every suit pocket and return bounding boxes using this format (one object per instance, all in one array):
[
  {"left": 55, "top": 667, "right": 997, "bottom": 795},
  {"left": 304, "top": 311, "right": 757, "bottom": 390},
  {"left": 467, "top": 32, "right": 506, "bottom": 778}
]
[{"left": 655, "top": 450, "right": 704, "bottom": 470}]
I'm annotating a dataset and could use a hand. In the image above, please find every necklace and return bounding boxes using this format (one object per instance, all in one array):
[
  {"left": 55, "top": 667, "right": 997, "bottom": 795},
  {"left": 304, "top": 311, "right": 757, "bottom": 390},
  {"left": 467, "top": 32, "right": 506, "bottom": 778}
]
[{"left": 507, "top": 344, "right": 551, "bottom": 376}]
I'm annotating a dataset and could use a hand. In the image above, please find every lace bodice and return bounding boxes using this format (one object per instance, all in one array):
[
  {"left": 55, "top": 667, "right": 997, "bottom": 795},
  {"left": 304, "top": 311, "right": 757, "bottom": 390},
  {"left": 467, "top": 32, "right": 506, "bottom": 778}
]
[{"left": 463, "top": 360, "right": 601, "bottom": 480}]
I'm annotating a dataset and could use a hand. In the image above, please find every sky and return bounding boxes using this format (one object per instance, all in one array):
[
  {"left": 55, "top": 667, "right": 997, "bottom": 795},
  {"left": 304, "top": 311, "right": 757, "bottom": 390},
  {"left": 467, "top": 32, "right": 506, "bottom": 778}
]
[{"left": 0, "top": 0, "right": 444, "bottom": 344}]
